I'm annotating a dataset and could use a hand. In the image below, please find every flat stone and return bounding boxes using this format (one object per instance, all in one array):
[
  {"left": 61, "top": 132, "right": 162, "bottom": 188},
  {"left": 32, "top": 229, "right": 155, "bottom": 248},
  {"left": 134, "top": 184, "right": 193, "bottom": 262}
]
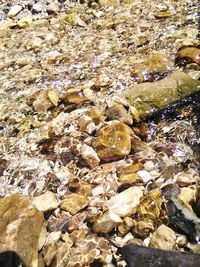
[
  {"left": 32, "top": 191, "right": 59, "bottom": 212},
  {"left": 0, "top": 194, "right": 44, "bottom": 267},
  {"left": 150, "top": 224, "right": 176, "bottom": 250},
  {"left": 60, "top": 193, "right": 89, "bottom": 215},
  {"left": 92, "top": 121, "right": 133, "bottom": 162},
  {"left": 105, "top": 186, "right": 143, "bottom": 217}
]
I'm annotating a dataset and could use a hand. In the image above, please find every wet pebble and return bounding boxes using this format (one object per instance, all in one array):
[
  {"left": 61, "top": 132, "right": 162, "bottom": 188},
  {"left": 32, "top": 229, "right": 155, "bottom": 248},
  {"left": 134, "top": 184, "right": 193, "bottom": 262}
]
[
  {"left": 92, "top": 121, "right": 133, "bottom": 162},
  {"left": 150, "top": 224, "right": 176, "bottom": 250}
]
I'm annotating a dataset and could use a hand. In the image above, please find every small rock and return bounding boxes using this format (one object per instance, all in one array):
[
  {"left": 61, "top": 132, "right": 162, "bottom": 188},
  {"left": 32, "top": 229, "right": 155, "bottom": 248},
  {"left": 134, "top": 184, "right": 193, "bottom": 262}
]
[
  {"left": 154, "top": 11, "right": 173, "bottom": 18},
  {"left": 92, "top": 121, "right": 133, "bottom": 162},
  {"left": 93, "top": 210, "right": 122, "bottom": 233},
  {"left": 60, "top": 193, "right": 89, "bottom": 215},
  {"left": 43, "top": 242, "right": 58, "bottom": 266},
  {"left": 178, "top": 188, "right": 196, "bottom": 212},
  {"left": 131, "top": 53, "right": 174, "bottom": 83},
  {"left": 46, "top": 3, "right": 59, "bottom": 14},
  {"left": 176, "top": 47, "right": 200, "bottom": 66},
  {"left": 46, "top": 50, "right": 62, "bottom": 64},
  {"left": 150, "top": 224, "right": 176, "bottom": 250},
  {"left": 32, "top": 191, "right": 59, "bottom": 212},
  {"left": 61, "top": 88, "right": 88, "bottom": 104},
  {"left": 118, "top": 173, "right": 142, "bottom": 185},
  {"left": 8, "top": 5, "right": 23, "bottom": 18},
  {"left": 80, "top": 144, "right": 100, "bottom": 168},
  {"left": 33, "top": 88, "right": 59, "bottom": 112},
  {"left": 65, "top": 13, "right": 86, "bottom": 27},
  {"left": 32, "top": 3, "right": 43, "bottom": 14},
  {"left": 143, "top": 160, "right": 155, "bottom": 172},
  {"left": 105, "top": 186, "right": 143, "bottom": 217},
  {"left": 137, "top": 170, "right": 153, "bottom": 183},
  {"left": 175, "top": 171, "right": 196, "bottom": 186},
  {"left": 17, "top": 16, "right": 32, "bottom": 28},
  {"left": 105, "top": 104, "right": 133, "bottom": 125}
]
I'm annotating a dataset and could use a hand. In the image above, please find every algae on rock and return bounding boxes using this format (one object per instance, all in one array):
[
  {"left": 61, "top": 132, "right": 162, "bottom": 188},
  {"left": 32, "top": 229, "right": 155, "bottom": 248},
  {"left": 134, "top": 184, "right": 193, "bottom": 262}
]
[{"left": 123, "top": 71, "right": 200, "bottom": 119}]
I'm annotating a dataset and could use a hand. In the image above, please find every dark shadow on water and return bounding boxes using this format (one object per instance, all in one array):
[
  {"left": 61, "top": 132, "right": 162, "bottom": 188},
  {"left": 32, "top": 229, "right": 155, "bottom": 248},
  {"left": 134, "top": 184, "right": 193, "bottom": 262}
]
[{"left": 0, "top": 251, "right": 26, "bottom": 267}]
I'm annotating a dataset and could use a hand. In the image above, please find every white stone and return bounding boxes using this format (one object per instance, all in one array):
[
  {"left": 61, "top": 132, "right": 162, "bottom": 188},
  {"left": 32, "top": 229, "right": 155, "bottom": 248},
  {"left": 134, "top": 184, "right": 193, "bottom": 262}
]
[
  {"left": 80, "top": 144, "right": 100, "bottom": 168},
  {"left": 105, "top": 186, "right": 143, "bottom": 217},
  {"left": 33, "top": 191, "right": 59, "bottom": 212},
  {"left": 137, "top": 170, "right": 153, "bottom": 183},
  {"left": 8, "top": 5, "right": 22, "bottom": 17}
]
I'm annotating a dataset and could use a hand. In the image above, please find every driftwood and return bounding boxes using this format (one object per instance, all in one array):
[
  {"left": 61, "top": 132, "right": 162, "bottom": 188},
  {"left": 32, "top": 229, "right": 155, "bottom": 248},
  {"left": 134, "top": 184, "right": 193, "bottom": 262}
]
[
  {"left": 119, "top": 244, "right": 200, "bottom": 267},
  {"left": 123, "top": 71, "right": 200, "bottom": 119}
]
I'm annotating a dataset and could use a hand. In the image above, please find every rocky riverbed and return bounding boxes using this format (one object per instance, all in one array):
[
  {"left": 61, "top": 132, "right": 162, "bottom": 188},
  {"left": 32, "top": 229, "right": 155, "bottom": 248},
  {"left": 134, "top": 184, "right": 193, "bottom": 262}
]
[{"left": 0, "top": 0, "right": 200, "bottom": 266}]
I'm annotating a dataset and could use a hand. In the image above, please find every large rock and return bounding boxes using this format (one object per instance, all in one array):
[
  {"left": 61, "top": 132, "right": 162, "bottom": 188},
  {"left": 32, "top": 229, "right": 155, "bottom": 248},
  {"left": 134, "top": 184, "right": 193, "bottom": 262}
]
[
  {"left": 92, "top": 121, "right": 133, "bottom": 162},
  {"left": 105, "top": 186, "right": 143, "bottom": 217},
  {"left": 123, "top": 71, "right": 200, "bottom": 119},
  {"left": 0, "top": 194, "right": 44, "bottom": 267}
]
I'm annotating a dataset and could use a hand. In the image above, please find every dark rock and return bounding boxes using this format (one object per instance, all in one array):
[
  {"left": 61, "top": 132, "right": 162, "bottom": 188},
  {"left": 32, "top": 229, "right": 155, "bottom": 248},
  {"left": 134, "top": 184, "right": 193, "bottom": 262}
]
[
  {"left": 119, "top": 244, "right": 200, "bottom": 267},
  {"left": 166, "top": 198, "right": 200, "bottom": 242}
]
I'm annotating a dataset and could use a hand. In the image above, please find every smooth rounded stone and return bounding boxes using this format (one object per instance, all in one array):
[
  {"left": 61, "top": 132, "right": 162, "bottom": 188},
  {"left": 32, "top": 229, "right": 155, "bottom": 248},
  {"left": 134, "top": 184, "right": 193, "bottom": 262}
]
[
  {"left": 0, "top": 194, "right": 44, "bottom": 267},
  {"left": 80, "top": 144, "right": 100, "bottom": 168},
  {"left": 131, "top": 53, "right": 174, "bottom": 83},
  {"left": 93, "top": 210, "right": 122, "bottom": 233},
  {"left": 176, "top": 47, "right": 200, "bottom": 65},
  {"left": 105, "top": 186, "right": 143, "bottom": 217},
  {"left": 118, "top": 173, "right": 142, "bottom": 185},
  {"left": 105, "top": 104, "right": 133, "bottom": 125},
  {"left": 150, "top": 224, "right": 176, "bottom": 250},
  {"left": 123, "top": 71, "right": 200, "bottom": 119},
  {"left": 8, "top": 5, "right": 22, "bottom": 17},
  {"left": 92, "top": 121, "right": 133, "bottom": 162},
  {"left": 33, "top": 88, "right": 59, "bottom": 112},
  {"left": 32, "top": 191, "right": 59, "bottom": 212},
  {"left": 60, "top": 193, "right": 89, "bottom": 215}
]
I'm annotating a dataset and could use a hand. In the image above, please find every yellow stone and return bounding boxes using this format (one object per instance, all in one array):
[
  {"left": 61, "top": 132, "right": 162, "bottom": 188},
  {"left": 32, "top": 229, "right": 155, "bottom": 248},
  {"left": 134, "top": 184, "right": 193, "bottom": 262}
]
[
  {"left": 92, "top": 121, "right": 133, "bottom": 162},
  {"left": 118, "top": 173, "right": 142, "bottom": 184},
  {"left": 60, "top": 193, "right": 89, "bottom": 215}
]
